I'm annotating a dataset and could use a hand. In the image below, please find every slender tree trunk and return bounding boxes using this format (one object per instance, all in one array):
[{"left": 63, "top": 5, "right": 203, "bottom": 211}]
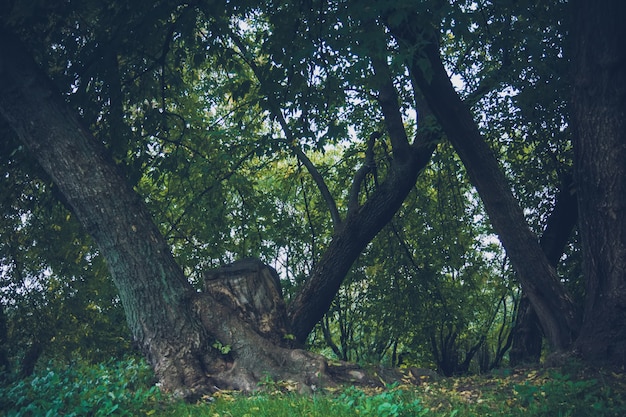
[
  {"left": 571, "top": 0, "right": 626, "bottom": 366},
  {"left": 0, "top": 302, "right": 11, "bottom": 378},
  {"left": 510, "top": 174, "right": 578, "bottom": 365},
  {"left": 387, "top": 21, "right": 580, "bottom": 351}
]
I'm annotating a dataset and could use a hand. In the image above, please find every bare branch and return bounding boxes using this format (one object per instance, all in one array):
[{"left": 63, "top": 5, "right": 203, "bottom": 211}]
[{"left": 348, "top": 132, "right": 380, "bottom": 210}]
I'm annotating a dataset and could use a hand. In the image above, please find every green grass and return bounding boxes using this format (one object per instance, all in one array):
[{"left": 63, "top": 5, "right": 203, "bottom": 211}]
[{"left": 1, "top": 358, "right": 625, "bottom": 416}]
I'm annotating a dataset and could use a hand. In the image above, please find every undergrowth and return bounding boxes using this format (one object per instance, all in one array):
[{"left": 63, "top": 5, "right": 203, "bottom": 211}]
[
  {"left": 0, "top": 357, "right": 162, "bottom": 416},
  {"left": 1, "top": 358, "right": 625, "bottom": 416}
]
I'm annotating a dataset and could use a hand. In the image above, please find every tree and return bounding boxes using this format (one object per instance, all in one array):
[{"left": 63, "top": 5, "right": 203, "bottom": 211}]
[
  {"left": 385, "top": 8, "right": 579, "bottom": 353},
  {"left": 0, "top": 1, "right": 437, "bottom": 395},
  {"left": 0, "top": 28, "right": 334, "bottom": 397},
  {"left": 2, "top": 0, "right": 625, "bottom": 397},
  {"left": 384, "top": 0, "right": 626, "bottom": 366}
]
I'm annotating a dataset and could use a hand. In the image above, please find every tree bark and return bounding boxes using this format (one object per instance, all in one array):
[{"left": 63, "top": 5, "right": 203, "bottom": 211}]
[
  {"left": 203, "top": 258, "right": 291, "bottom": 347},
  {"left": 387, "top": 20, "right": 580, "bottom": 351},
  {"left": 571, "top": 0, "right": 626, "bottom": 366}
]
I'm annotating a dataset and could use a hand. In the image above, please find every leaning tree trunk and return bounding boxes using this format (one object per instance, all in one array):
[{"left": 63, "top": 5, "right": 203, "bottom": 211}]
[
  {"left": 287, "top": 146, "right": 434, "bottom": 343},
  {"left": 571, "top": 0, "right": 626, "bottom": 366},
  {"left": 510, "top": 174, "right": 578, "bottom": 366},
  {"left": 387, "top": 19, "right": 581, "bottom": 352},
  {"left": 0, "top": 28, "right": 420, "bottom": 397},
  {"left": 0, "top": 29, "right": 368, "bottom": 398}
]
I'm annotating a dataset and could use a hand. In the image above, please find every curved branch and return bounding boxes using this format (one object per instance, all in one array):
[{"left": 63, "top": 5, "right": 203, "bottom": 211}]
[
  {"left": 226, "top": 28, "right": 343, "bottom": 230},
  {"left": 287, "top": 136, "right": 343, "bottom": 229}
]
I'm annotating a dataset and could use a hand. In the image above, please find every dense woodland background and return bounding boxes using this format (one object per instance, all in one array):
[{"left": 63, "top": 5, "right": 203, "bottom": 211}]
[{"left": 0, "top": 0, "right": 625, "bottom": 399}]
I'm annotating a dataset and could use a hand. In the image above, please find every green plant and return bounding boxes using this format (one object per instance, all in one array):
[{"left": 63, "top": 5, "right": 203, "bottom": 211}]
[
  {"left": 338, "top": 384, "right": 429, "bottom": 417},
  {"left": 211, "top": 340, "right": 232, "bottom": 355},
  {"left": 512, "top": 371, "right": 625, "bottom": 417},
  {"left": 0, "top": 357, "right": 163, "bottom": 416}
]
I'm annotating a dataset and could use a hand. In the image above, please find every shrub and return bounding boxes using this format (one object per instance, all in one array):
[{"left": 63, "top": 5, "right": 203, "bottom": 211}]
[
  {"left": 0, "top": 357, "right": 163, "bottom": 416},
  {"left": 338, "top": 384, "right": 429, "bottom": 417}
]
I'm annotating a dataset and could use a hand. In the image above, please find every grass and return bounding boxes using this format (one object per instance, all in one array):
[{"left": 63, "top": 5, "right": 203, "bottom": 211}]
[{"left": 1, "top": 358, "right": 625, "bottom": 416}]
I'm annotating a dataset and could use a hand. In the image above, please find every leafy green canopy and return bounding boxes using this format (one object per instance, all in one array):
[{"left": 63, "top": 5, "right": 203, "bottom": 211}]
[{"left": 1, "top": 0, "right": 577, "bottom": 374}]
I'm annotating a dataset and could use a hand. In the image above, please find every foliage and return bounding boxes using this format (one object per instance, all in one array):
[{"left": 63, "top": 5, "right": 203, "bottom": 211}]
[
  {"left": 0, "top": 134, "right": 132, "bottom": 374},
  {"left": 311, "top": 144, "right": 514, "bottom": 374},
  {"left": 0, "top": 0, "right": 610, "bottom": 384},
  {"left": 0, "top": 357, "right": 163, "bottom": 416},
  {"left": 4, "top": 359, "right": 623, "bottom": 417},
  {"left": 338, "top": 384, "right": 429, "bottom": 417}
]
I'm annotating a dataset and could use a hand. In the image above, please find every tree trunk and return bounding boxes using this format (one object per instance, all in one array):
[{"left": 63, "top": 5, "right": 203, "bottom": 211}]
[
  {"left": 571, "top": 0, "right": 626, "bottom": 366},
  {"left": 287, "top": 162, "right": 430, "bottom": 343},
  {"left": 387, "top": 20, "right": 580, "bottom": 352},
  {"left": 0, "top": 302, "right": 11, "bottom": 379},
  {"left": 509, "top": 295, "right": 543, "bottom": 366},
  {"left": 0, "top": 29, "right": 221, "bottom": 397},
  {"left": 510, "top": 174, "right": 578, "bottom": 365},
  {"left": 203, "top": 258, "right": 292, "bottom": 347},
  {"left": 0, "top": 30, "right": 333, "bottom": 397},
  {"left": 0, "top": 29, "right": 414, "bottom": 396},
  {"left": 287, "top": 37, "right": 438, "bottom": 343}
]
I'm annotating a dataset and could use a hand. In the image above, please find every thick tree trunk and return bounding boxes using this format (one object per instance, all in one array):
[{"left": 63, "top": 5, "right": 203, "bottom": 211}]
[
  {"left": 571, "top": 0, "right": 626, "bottom": 366},
  {"left": 0, "top": 29, "right": 413, "bottom": 396},
  {"left": 388, "top": 21, "right": 580, "bottom": 351},
  {"left": 0, "top": 29, "right": 218, "bottom": 396},
  {"left": 0, "top": 30, "right": 331, "bottom": 397},
  {"left": 203, "top": 258, "right": 292, "bottom": 347}
]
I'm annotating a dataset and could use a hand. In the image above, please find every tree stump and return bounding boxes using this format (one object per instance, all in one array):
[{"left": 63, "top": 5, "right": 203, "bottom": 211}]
[{"left": 203, "top": 258, "right": 291, "bottom": 346}]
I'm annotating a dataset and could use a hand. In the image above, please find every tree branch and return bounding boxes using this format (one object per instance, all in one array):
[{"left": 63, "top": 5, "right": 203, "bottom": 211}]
[
  {"left": 369, "top": 54, "right": 412, "bottom": 161},
  {"left": 226, "top": 28, "right": 343, "bottom": 230},
  {"left": 348, "top": 131, "right": 380, "bottom": 210}
]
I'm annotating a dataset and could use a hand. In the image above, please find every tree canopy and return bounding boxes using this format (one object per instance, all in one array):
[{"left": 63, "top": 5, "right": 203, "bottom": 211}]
[{"left": 1, "top": 0, "right": 625, "bottom": 396}]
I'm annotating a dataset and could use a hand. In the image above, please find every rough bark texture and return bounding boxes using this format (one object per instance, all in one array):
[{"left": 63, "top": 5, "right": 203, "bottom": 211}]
[
  {"left": 204, "top": 258, "right": 291, "bottom": 347},
  {"left": 571, "top": 0, "right": 626, "bottom": 366},
  {"left": 387, "top": 20, "right": 580, "bottom": 351}
]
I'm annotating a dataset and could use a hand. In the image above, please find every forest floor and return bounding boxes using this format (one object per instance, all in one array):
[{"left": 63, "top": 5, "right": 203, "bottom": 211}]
[
  {"left": 2, "top": 357, "right": 625, "bottom": 416},
  {"left": 162, "top": 361, "right": 626, "bottom": 416}
]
